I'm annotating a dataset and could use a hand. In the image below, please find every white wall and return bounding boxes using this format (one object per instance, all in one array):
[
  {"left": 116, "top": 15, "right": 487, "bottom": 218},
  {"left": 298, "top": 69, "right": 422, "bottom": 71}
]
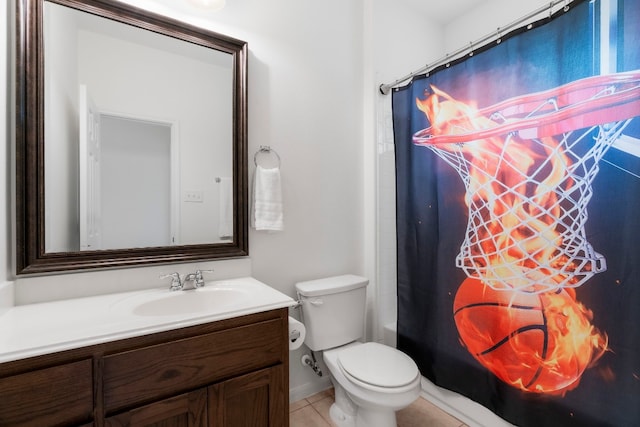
[
  {"left": 44, "top": 2, "right": 80, "bottom": 253},
  {"left": 444, "top": 0, "right": 551, "bottom": 51}
]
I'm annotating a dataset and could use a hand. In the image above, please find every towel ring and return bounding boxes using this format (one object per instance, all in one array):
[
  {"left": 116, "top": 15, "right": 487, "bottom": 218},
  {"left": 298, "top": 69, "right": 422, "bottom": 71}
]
[{"left": 254, "top": 145, "right": 281, "bottom": 167}]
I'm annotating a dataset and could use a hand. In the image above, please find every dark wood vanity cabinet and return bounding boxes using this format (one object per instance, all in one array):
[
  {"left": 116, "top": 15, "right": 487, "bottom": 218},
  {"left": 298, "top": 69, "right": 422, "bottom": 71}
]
[
  {"left": 0, "top": 359, "right": 94, "bottom": 426},
  {"left": 0, "top": 309, "right": 289, "bottom": 427}
]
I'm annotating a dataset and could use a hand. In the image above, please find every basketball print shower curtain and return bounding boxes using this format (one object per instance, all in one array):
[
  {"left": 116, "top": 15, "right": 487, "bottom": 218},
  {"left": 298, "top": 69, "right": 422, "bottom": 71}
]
[{"left": 393, "top": 1, "right": 640, "bottom": 426}]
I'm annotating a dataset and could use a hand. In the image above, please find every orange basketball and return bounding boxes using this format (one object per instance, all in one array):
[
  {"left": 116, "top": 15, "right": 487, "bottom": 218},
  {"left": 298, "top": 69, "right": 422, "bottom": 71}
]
[{"left": 453, "top": 277, "right": 602, "bottom": 394}]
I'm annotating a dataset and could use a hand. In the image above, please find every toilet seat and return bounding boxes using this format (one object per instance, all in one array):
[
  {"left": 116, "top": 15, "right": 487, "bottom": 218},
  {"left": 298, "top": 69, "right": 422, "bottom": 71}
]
[{"left": 336, "top": 342, "right": 419, "bottom": 392}]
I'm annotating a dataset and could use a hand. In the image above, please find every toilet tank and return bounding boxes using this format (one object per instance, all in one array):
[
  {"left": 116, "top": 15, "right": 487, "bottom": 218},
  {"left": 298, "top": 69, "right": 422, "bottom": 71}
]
[{"left": 295, "top": 275, "right": 369, "bottom": 351}]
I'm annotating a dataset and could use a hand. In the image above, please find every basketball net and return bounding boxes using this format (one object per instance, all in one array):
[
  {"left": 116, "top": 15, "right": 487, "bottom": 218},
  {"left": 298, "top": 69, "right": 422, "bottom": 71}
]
[{"left": 413, "top": 71, "right": 640, "bottom": 293}]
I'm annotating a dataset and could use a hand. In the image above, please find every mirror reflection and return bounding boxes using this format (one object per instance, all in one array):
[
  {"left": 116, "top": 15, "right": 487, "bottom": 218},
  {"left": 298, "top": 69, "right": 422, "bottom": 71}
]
[{"left": 44, "top": 1, "right": 234, "bottom": 253}]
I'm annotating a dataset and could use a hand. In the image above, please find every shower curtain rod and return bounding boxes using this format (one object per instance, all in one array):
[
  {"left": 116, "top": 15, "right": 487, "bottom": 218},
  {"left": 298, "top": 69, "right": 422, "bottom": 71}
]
[{"left": 379, "top": 0, "right": 573, "bottom": 95}]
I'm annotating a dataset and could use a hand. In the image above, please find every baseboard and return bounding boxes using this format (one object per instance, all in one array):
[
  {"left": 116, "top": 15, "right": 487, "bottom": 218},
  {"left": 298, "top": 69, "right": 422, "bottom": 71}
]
[
  {"left": 289, "top": 376, "right": 332, "bottom": 404},
  {"left": 420, "top": 377, "right": 515, "bottom": 427}
]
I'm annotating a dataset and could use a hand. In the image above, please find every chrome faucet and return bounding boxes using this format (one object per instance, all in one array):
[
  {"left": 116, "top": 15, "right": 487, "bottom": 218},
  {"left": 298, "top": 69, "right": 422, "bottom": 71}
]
[
  {"left": 160, "top": 270, "right": 214, "bottom": 291},
  {"left": 194, "top": 269, "right": 213, "bottom": 287},
  {"left": 159, "top": 272, "right": 183, "bottom": 291}
]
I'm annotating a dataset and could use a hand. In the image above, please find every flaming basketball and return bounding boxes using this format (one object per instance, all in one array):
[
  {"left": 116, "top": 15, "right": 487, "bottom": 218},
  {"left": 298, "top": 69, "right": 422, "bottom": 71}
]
[{"left": 454, "top": 277, "right": 607, "bottom": 395}]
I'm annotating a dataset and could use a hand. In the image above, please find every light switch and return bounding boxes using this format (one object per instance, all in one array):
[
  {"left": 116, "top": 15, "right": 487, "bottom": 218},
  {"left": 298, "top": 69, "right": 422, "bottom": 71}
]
[{"left": 184, "top": 190, "right": 204, "bottom": 202}]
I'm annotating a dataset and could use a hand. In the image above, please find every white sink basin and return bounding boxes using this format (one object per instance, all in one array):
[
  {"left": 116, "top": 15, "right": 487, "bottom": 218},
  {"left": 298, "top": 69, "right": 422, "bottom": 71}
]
[
  {"left": 112, "top": 284, "right": 252, "bottom": 317},
  {"left": 134, "top": 286, "right": 250, "bottom": 316}
]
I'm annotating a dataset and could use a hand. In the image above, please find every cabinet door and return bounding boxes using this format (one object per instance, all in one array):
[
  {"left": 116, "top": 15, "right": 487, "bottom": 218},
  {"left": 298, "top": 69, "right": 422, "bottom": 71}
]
[
  {"left": 105, "top": 389, "right": 207, "bottom": 427},
  {"left": 0, "top": 359, "right": 93, "bottom": 427},
  {"left": 208, "top": 365, "right": 286, "bottom": 427}
]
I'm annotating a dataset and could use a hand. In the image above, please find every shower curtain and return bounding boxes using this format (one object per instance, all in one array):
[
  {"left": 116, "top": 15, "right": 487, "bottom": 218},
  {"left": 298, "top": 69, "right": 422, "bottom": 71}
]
[{"left": 393, "top": 1, "right": 640, "bottom": 426}]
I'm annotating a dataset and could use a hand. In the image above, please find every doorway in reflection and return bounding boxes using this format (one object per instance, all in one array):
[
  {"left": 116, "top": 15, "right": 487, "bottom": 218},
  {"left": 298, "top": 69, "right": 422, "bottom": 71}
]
[{"left": 100, "top": 115, "right": 175, "bottom": 250}]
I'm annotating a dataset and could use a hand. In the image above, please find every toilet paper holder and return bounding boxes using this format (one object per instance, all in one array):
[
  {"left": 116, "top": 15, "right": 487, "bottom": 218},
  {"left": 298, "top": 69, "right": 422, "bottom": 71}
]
[
  {"left": 287, "top": 315, "right": 306, "bottom": 351},
  {"left": 289, "top": 299, "right": 304, "bottom": 343},
  {"left": 289, "top": 328, "right": 301, "bottom": 342}
]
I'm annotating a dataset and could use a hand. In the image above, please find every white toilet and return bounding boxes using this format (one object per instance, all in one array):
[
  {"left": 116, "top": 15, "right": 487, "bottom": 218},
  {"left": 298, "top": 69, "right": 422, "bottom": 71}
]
[{"left": 296, "top": 275, "right": 421, "bottom": 427}]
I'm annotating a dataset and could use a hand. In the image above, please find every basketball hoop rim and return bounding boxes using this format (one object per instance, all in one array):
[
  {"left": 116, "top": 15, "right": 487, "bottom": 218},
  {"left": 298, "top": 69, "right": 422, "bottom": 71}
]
[{"left": 413, "top": 71, "right": 640, "bottom": 145}]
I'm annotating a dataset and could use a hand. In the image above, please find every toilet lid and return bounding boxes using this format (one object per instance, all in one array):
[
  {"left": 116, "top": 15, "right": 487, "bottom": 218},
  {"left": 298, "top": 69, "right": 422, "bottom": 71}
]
[{"left": 337, "top": 342, "right": 418, "bottom": 388}]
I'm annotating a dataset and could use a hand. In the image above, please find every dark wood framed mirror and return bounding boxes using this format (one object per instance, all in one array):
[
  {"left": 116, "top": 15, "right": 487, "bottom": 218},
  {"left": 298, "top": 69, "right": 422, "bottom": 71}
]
[{"left": 15, "top": 0, "right": 248, "bottom": 274}]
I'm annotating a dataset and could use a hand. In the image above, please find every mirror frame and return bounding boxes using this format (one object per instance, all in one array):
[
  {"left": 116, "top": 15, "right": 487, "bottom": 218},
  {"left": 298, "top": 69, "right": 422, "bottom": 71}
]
[{"left": 15, "top": 0, "right": 249, "bottom": 274}]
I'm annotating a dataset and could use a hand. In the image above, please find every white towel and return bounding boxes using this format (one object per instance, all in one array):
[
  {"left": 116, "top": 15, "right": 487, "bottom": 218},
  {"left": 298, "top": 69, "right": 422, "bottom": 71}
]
[
  {"left": 251, "top": 166, "right": 284, "bottom": 231},
  {"left": 218, "top": 177, "right": 233, "bottom": 239}
]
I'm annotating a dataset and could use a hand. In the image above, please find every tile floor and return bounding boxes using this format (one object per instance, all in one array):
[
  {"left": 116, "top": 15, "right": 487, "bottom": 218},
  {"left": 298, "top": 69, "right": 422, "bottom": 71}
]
[{"left": 290, "top": 388, "right": 468, "bottom": 427}]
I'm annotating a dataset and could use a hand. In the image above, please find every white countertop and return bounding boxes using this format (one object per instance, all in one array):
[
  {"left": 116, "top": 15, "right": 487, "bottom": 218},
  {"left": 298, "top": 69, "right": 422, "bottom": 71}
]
[{"left": 0, "top": 277, "right": 296, "bottom": 364}]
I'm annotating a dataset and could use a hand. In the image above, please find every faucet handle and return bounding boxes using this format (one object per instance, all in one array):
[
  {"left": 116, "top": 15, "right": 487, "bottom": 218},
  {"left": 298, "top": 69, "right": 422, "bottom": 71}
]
[
  {"left": 194, "top": 269, "right": 214, "bottom": 288},
  {"left": 160, "top": 272, "right": 183, "bottom": 291}
]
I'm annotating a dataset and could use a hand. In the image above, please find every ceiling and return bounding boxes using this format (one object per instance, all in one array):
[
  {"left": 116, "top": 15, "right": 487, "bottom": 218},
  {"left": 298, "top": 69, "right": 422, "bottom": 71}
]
[{"left": 401, "top": 0, "right": 487, "bottom": 24}]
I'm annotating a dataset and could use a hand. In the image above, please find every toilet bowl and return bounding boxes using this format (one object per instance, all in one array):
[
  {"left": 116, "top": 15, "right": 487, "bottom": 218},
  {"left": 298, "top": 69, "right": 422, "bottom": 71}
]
[
  {"left": 295, "top": 275, "right": 422, "bottom": 427},
  {"left": 323, "top": 342, "right": 421, "bottom": 427}
]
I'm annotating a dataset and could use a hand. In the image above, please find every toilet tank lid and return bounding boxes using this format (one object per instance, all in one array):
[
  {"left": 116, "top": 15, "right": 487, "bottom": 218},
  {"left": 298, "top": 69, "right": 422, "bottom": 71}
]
[{"left": 295, "top": 275, "right": 369, "bottom": 297}]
